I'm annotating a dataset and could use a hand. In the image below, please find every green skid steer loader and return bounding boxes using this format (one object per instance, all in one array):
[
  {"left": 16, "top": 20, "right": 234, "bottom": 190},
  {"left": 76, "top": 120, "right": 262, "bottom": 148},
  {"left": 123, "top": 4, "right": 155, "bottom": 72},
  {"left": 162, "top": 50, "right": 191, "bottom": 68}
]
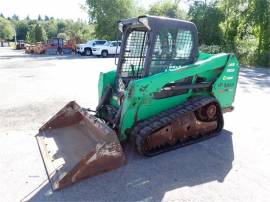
[{"left": 36, "top": 16, "right": 239, "bottom": 190}]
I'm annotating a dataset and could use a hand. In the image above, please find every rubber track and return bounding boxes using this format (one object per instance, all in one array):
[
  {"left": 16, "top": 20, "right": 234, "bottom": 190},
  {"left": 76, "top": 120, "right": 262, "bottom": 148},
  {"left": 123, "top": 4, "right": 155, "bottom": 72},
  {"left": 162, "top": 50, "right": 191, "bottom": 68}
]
[{"left": 130, "top": 96, "right": 224, "bottom": 156}]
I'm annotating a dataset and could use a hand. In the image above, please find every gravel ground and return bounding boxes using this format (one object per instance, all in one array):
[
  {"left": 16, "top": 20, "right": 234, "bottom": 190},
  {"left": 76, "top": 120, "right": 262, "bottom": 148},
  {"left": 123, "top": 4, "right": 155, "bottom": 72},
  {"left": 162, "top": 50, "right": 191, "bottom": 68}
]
[{"left": 0, "top": 47, "right": 270, "bottom": 202}]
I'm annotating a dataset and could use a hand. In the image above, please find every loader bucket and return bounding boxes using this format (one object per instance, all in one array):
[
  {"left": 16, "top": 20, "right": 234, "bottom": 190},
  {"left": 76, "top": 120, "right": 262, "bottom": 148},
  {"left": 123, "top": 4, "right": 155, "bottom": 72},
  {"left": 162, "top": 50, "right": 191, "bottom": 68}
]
[{"left": 36, "top": 101, "right": 126, "bottom": 190}]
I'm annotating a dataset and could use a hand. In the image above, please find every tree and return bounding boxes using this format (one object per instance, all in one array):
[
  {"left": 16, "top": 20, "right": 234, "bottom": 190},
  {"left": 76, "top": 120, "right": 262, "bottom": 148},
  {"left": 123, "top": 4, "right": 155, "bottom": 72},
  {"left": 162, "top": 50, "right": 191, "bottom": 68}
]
[
  {"left": 70, "top": 21, "right": 95, "bottom": 43},
  {"left": 248, "top": 0, "right": 270, "bottom": 66},
  {"left": 0, "top": 14, "right": 93, "bottom": 44},
  {"left": 218, "top": 0, "right": 270, "bottom": 66},
  {"left": 45, "top": 19, "right": 57, "bottom": 38},
  {"left": 188, "top": 1, "right": 224, "bottom": 45},
  {"left": 15, "top": 20, "right": 29, "bottom": 40},
  {"left": 0, "top": 17, "right": 15, "bottom": 46},
  {"left": 25, "top": 24, "right": 36, "bottom": 43},
  {"left": 218, "top": 0, "right": 242, "bottom": 51},
  {"left": 35, "top": 24, "right": 47, "bottom": 42},
  {"left": 57, "top": 32, "right": 68, "bottom": 40},
  {"left": 26, "top": 24, "right": 47, "bottom": 43},
  {"left": 38, "top": 15, "right": 42, "bottom": 21},
  {"left": 148, "top": 0, "right": 186, "bottom": 19},
  {"left": 57, "top": 20, "right": 67, "bottom": 33},
  {"left": 134, "top": 6, "right": 147, "bottom": 16},
  {"left": 86, "top": 0, "right": 134, "bottom": 40},
  {"left": 12, "top": 14, "right": 19, "bottom": 21},
  {"left": 44, "top": 15, "right": 50, "bottom": 21}
]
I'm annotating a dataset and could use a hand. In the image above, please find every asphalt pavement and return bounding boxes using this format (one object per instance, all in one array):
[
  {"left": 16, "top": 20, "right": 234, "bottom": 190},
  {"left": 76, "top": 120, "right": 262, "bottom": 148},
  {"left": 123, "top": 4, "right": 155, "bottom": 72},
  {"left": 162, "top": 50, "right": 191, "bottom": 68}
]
[{"left": 0, "top": 47, "right": 269, "bottom": 202}]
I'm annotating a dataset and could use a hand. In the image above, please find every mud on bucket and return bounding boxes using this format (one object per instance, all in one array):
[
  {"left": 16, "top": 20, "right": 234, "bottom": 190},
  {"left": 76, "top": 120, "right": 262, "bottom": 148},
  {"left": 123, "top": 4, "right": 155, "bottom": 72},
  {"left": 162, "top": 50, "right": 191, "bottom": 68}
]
[{"left": 36, "top": 101, "right": 126, "bottom": 190}]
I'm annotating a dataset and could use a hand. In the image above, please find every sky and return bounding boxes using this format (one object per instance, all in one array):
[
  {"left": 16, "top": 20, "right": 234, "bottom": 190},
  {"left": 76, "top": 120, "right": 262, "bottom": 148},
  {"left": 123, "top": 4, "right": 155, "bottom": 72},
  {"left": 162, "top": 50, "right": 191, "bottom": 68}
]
[{"left": 0, "top": 0, "right": 189, "bottom": 21}]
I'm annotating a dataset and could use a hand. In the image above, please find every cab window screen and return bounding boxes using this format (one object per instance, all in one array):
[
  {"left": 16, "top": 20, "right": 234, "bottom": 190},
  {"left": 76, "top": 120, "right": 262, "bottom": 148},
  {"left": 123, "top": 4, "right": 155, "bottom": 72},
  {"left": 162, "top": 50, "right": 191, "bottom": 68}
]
[
  {"left": 121, "top": 30, "right": 148, "bottom": 79},
  {"left": 149, "top": 28, "right": 193, "bottom": 75},
  {"left": 117, "top": 30, "right": 149, "bottom": 91}
]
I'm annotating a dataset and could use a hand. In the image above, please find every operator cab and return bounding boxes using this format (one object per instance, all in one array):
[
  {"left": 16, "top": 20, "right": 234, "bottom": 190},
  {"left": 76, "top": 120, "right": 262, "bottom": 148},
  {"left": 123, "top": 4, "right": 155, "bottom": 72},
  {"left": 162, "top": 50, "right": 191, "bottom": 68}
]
[{"left": 116, "top": 15, "right": 199, "bottom": 91}]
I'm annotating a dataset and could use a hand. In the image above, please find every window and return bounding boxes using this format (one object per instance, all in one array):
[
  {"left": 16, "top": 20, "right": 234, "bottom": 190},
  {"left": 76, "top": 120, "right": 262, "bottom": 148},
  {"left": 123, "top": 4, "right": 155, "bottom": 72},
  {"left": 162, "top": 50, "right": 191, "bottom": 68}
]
[
  {"left": 149, "top": 28, "right": 194, "bottom": 76},
  {"left": 121, "top": 31, "right": 148, "bottom": 79},
  {"left": 97, "top": 40, "right": 106, "bottom": 45},
  {"left": 111, "top": 42, "right": 118, "bottom": 47},
  {"left": 118, "top": 30, "right": 149, "bottom": 91}
]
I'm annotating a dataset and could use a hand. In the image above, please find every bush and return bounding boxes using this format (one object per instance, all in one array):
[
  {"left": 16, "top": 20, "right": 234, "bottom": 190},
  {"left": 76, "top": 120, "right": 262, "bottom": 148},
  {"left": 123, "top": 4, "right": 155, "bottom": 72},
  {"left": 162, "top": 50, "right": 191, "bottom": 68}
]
[{"left": 199, "top": 44, "right": 223, "bottom": 54}]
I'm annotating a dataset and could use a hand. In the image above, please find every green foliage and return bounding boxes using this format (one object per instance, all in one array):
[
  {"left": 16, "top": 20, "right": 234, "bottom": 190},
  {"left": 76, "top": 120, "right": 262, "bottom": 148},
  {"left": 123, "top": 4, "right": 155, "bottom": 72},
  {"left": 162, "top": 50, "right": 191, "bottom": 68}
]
[
  {"left": 86, "top": 0, "right": 134, "bottom": 40},
  {"left": 35, "top": 24, "right": 47, "bottom": 42},
  {"left": 218, "top": 0, "right": 243, "bottom": 51},
  {"left": 25, "top": 25, "right": 35, "bottom": 43},
  {"left": 199, "top": 44, "right": 223, "bottom": 54},
  {"left": 45, "top": 19, "right": 58, "bottom": 38},
  {"left": 11, "top": 14, "right": 19, "bottom": 21},
  {"left": 25, "top": 24, "right": 47, "bottom": 43},
  {"left": 44, "top": 15, "right": 50, "bottom": 21},
  {"left": 148, "top": 0, "right": 186, "bottom": 19},
  {"left": 65, "top": 20, "right": 94, "bottom": 43},
  {"left": 0, "top": 17, "right": 15, "bottom": 42},
  {"left": 218, "top": 0, "right": 270, "bottom": 66},
  {"left": 57, "top": 33, "right": 68, "bottom": 40},
  {"left": 38, "top": 15, "right": 42, "bottom": 21},
  {"left": 250, "top": 0, "right": 270, "bottom": 66},
  {"left": 15, "top": 20, "right": 29, "bottom": 40},
  {"left": 8, "top": 16, "right": 94, "bottom": 44},
  {"left": 133, "top": 6, "right": 147, "bottom": 16},
  {"left": 188, "top": 2, "right": 224, "bottom": 45},
  {"left": 235, "top": 35, "right": 258, "bottom": 65},
  {"left": 57, "top": 20, "right": 67, "bottom": 33}
]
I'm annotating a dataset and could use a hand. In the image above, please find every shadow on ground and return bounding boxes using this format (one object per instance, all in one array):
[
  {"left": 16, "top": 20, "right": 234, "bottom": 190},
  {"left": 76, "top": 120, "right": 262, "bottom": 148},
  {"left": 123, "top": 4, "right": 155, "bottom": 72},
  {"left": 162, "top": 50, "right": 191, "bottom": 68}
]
[
  {"left": 239, "top": 67, "right": 270, "bottom": 93},
  {"left": 24, "top": 130, "right": 234, "bottom": 201}
]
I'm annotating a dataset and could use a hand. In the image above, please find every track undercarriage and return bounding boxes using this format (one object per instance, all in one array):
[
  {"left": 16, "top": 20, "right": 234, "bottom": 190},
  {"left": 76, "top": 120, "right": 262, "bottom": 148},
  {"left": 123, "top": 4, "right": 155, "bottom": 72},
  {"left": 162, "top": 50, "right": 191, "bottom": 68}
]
[{"left": 130, "top": 96, "right": 224, "bottom": 156}]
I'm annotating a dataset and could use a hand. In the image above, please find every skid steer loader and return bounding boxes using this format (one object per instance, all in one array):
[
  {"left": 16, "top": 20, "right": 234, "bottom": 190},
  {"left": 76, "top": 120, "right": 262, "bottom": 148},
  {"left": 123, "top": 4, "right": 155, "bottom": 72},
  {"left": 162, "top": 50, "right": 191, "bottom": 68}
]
[{"left": 36, "top": 16, "right": 239, "bottom": 190}]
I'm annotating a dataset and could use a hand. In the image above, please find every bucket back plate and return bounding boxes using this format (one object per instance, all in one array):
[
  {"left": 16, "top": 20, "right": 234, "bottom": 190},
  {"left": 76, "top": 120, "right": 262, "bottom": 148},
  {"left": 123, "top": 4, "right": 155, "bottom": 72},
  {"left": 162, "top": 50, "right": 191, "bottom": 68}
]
[{"left": 36, "top": 101, "right": 126, "bottom": 190}]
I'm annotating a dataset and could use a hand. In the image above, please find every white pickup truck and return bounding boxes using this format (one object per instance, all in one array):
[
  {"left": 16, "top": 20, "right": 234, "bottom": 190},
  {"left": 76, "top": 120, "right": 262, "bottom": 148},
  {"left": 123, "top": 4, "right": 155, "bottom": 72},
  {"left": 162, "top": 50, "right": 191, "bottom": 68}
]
[
  {"left": 92, "top": 41, "right": 121, "bottom": 57},
  {"left": 76, "top": 40, "right": 107, "bottom": 56}
]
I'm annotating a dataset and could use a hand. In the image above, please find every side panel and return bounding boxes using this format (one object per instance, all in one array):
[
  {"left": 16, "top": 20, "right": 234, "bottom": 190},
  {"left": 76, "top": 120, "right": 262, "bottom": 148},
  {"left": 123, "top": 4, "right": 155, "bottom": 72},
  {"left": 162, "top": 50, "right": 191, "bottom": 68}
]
[
  {"left": 98, "top": 70, "right": 116, "bottom": 101},
  {"left": 212, "top": 54, "right": 239, "bottom": 107},
  {"left": 119, "top": 53, "right": 235, "bottom": 140}
]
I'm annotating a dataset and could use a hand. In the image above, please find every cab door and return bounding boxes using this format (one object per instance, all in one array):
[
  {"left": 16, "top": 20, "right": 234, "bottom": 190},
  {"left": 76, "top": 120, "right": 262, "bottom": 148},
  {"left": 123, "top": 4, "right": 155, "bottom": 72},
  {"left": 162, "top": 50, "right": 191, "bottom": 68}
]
[
  {"left": 116, "top": 42, "right": 121, "bottom": 54},
  {"left": 109, "top": 42, "right": 118, "bottom": 54}
]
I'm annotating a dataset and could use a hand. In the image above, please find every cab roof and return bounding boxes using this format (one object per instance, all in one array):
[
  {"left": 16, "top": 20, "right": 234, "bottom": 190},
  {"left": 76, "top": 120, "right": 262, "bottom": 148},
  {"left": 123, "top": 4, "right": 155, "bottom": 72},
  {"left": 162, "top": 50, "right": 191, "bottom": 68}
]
[{"left": 118, "top": 15, "right": 197, "bottom": 33}]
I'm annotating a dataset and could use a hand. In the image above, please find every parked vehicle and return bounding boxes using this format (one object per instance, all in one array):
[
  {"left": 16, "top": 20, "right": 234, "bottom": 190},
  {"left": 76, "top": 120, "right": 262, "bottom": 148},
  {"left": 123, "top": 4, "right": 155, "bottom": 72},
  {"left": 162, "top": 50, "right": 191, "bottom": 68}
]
[
  {"left": 45, "top": 38, "right": 76, "bottom": 55},
  {"left": 25, "top": 45, "right": 35, "bottom": 54},
  {"left": 16, "top": 40, "right": 26, "bottom": 50},
  {"left": 76, "top": 40, "right": 107, "bottom": 56},
  {"left": 92, "top": 41, "right": 121, "bottom": 57},
  {"left": 24, "top": 38, "right": 76, "bottom": 55}
]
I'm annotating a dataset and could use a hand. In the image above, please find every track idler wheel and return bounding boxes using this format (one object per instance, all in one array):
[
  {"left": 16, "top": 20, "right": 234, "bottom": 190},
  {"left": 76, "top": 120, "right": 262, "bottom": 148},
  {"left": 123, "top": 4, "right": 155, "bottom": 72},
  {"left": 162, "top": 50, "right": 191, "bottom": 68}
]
[{"left": 196, "top": 103, "right": 218, "bottom": 121}]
